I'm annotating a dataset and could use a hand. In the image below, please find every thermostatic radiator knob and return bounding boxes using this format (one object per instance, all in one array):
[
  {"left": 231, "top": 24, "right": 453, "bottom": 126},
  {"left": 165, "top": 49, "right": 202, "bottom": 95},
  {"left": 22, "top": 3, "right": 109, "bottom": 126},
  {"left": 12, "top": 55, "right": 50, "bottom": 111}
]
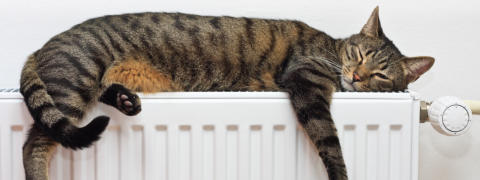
[{"left": 428, "top": 96, "right": 472, "bottom": 136}]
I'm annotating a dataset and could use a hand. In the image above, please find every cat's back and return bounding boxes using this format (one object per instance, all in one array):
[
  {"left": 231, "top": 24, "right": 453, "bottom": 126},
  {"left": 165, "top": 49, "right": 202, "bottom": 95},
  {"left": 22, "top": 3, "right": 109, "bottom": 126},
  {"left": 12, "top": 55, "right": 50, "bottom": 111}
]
[
  {"left": 35, "top": 12, "right": 306, "bottom": 62},
  {"left": 44, "top": 12, "right": 303, "bottom": 45}
]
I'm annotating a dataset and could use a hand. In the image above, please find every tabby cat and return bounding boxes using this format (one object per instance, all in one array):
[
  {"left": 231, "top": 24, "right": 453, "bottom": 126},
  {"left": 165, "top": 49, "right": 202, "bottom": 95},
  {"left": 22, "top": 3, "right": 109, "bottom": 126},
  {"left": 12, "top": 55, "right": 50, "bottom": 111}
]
[{"left": 20, "top": 7, "right": 433, "bottom": 180}]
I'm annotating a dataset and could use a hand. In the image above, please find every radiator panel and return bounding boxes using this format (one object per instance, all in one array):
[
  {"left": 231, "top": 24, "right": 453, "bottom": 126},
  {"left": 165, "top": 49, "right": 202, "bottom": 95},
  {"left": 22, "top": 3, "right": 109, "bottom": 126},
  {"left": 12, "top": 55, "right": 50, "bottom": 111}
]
[{"left": 0, "top": 91, "right": 418, "bottom": 180}]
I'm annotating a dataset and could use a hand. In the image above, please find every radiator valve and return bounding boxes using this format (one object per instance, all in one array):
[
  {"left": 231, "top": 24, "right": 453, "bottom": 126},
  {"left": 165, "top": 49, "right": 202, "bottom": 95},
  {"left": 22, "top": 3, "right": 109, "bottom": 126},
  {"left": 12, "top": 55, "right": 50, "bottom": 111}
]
[{"left": 423, "top": 96, "right": 472, "bottom": 136}]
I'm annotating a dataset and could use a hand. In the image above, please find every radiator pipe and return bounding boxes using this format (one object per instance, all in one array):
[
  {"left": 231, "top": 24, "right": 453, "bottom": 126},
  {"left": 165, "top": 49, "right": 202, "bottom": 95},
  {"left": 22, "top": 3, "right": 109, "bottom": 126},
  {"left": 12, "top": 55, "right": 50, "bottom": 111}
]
[
  {"left": 419, "top": 101, "right": 430, "bottom": 123},
  {"left": 464, "top": 100, "right": 480, "bottom": 114}
]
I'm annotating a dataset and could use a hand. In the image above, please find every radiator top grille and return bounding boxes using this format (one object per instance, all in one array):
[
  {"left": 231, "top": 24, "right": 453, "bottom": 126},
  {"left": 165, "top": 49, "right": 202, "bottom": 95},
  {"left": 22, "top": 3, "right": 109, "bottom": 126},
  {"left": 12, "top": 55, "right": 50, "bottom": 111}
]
[
  {"left": 0, "top": 88, "right": 406, "bottom": 93},
  {"left": 0, "top": 88, "right": 412, "bottom": 100},
  {"left": 0, "top": 88, "right": 19, "bottom": 92}
]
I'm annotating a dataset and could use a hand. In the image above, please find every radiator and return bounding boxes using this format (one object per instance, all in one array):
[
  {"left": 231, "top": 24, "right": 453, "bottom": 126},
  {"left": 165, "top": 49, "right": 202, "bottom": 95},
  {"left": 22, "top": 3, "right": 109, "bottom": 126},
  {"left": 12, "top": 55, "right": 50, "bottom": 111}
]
[{"left": 0, "top": 89, "right": 419, "bottom": 180}]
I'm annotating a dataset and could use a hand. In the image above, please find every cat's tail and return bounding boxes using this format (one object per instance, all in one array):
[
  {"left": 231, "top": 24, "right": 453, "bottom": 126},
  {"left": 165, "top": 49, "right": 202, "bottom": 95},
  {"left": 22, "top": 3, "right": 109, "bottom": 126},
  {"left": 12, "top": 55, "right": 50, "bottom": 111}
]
[{"left": 19, "top": 54, "right": 109, "bottom": 150}]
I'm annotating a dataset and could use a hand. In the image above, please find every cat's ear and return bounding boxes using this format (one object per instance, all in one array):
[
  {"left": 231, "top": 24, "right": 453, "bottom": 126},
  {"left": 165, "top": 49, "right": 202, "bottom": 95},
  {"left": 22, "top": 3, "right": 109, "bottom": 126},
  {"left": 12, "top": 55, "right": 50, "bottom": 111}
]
[
  {"left": 360, "top": 6, "right": 384, "bottom": 38},
  {"left": 402, "top": 56, "right": 435, "bottom": 83}
]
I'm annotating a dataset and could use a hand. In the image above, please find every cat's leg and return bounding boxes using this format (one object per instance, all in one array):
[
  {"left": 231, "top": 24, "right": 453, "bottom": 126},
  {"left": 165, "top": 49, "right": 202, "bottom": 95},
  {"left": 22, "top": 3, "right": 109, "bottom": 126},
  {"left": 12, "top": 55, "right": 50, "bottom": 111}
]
[
  {"left": 281, "top": 57, "right": 347, "bottom": 180},
  {"left": 23, "top": 125, "right": 59, "bottom": 180},
  {"left": 97, "top": 57, "right": 182, "bottom": 115},
  {"left": 98, "top": 83, "right": 142, "bottom": 116}
]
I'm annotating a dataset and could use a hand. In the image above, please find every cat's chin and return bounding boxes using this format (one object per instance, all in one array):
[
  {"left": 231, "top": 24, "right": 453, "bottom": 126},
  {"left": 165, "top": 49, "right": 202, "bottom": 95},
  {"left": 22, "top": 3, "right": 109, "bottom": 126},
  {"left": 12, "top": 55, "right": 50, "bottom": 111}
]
[{"left": 341, "top": 79, "right": 355, "bottom": 91}]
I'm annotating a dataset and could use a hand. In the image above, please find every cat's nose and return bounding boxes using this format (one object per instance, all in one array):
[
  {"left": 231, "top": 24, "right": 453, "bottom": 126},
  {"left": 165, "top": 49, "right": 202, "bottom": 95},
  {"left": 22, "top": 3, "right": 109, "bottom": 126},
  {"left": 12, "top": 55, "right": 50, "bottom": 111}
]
[{"left": 352, "top": 72, "right": 361, "bottom": 82}]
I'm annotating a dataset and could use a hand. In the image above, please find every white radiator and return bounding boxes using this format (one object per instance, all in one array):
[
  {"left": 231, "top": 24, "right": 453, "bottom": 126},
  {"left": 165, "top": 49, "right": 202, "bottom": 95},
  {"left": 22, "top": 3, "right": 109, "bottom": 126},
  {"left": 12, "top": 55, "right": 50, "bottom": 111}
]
[{"left": 0, "top": 89, "right": 419, "bottom": 180}]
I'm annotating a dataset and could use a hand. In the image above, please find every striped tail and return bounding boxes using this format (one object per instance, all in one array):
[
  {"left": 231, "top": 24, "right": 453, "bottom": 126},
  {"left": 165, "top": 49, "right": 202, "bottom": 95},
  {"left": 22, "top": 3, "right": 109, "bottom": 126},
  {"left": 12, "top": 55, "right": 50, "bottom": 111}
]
[{"left": 20, "top": 55, "right": 110, "bottom": 150}]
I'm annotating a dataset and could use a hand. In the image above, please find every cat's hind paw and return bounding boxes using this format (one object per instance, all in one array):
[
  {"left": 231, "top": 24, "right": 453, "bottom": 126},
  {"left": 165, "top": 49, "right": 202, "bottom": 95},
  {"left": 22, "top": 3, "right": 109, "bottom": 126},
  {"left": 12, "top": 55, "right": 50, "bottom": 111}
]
[
  {"left": 116, "top": 91, "right": 141, "bottom": 116},
  {"left": 99, "top": 84, "right": 142, "bottom": 116}
]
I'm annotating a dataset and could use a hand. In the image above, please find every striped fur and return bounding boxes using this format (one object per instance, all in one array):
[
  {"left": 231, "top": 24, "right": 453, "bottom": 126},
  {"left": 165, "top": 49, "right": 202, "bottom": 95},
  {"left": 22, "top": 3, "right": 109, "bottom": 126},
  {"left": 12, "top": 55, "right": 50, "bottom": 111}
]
[{"left": 20, "top": 7, "right": 434, "bottom": 180}]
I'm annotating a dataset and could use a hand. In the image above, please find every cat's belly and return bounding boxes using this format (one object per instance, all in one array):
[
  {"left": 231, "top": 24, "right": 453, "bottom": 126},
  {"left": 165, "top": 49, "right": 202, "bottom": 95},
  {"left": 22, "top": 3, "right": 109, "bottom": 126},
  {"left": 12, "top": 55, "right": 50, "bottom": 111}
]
[
  {"left": 102, "top": 57, "right": 183, "bottom": 93},
  {"left": 103, "top": 56, "right": 281, "bottom": 93}
]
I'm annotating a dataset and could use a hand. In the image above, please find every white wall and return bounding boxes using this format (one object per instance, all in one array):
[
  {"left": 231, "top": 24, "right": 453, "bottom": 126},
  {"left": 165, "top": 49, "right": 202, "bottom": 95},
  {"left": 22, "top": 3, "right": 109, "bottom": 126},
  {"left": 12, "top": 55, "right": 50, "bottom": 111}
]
[{"left": 1, "top": 0, "right": 479, "bottom": 179}]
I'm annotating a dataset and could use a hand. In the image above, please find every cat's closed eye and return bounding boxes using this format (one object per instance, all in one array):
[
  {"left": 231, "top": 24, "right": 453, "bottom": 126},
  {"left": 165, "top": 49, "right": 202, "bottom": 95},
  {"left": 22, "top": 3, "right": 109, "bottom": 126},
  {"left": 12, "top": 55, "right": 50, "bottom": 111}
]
[
  {"left": 371, "top": 73, "right": 388, "bottom": 79},
  {"left": 365, "top": 50, "right": 374, "bottom": 56}
]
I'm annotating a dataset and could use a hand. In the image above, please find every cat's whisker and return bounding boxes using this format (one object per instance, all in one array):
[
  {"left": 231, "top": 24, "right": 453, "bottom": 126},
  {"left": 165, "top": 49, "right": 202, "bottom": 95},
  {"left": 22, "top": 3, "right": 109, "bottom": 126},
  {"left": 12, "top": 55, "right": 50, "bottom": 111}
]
[
  {"left": 320, "top": 48, "right": 340, "bottom": 61},
  {"left": 306, "top": 56, "right": 343, "bottom": 72}
]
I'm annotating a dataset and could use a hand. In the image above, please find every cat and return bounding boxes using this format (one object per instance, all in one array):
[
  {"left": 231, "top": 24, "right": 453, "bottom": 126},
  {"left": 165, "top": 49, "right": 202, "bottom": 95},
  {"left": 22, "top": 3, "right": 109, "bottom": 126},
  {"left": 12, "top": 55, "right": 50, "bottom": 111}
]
[{"left": 19, "top": 6, "right": 433, "bottom": 180}]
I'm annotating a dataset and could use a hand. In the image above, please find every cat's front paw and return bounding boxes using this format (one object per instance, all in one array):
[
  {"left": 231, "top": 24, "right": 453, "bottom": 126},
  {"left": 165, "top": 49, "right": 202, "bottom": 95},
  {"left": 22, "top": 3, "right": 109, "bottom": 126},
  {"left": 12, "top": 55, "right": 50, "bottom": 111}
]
[
  {"left": 329, "top": 169, "right": 348, "bottom": 180},
  {"left": 320, "top": 152, "right": 348, "bottom": 180},
  {"left": 325, "top": 165, "right": 348, "bottom": 180}
]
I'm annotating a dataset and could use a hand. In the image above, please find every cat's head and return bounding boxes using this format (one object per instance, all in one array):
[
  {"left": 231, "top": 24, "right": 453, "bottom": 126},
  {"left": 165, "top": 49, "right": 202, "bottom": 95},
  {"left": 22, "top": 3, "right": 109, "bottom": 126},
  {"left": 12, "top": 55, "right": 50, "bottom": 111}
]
[{"left": 339, "top": 7, "right": 434, "bottom": 92}]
